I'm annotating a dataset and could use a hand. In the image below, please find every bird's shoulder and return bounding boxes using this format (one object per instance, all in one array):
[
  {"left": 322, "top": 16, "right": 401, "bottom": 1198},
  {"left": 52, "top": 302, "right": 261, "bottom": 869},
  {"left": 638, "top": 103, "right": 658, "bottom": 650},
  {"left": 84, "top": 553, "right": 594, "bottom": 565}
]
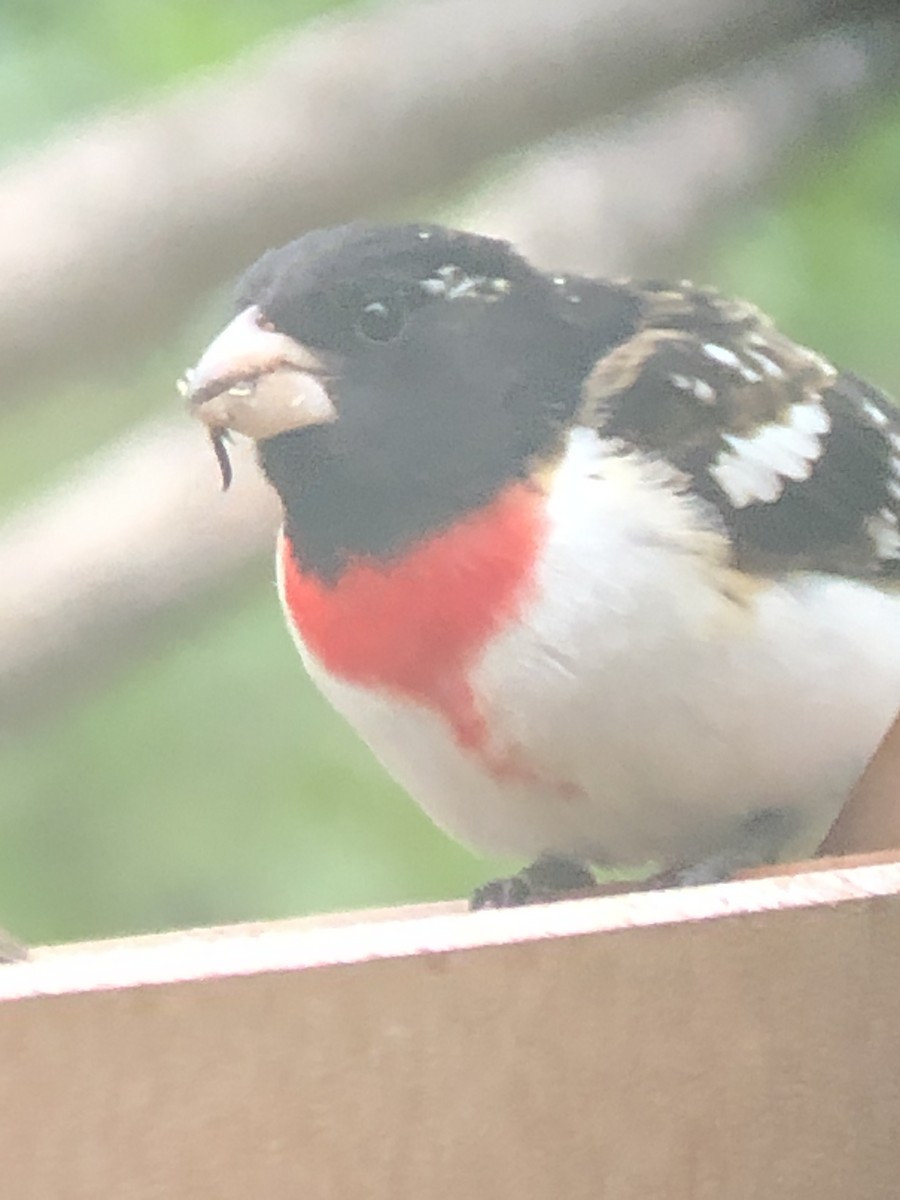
[{"left": 571, "top": 278, "right": 900, "bottom": 578}]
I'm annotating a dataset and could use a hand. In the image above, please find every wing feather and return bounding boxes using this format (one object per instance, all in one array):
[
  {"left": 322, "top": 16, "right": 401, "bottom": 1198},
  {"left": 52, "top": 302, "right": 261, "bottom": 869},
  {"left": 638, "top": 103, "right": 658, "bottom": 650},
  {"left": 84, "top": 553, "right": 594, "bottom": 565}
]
[{"left": 579, "top": 283, "right": 900, "bottom": 577}]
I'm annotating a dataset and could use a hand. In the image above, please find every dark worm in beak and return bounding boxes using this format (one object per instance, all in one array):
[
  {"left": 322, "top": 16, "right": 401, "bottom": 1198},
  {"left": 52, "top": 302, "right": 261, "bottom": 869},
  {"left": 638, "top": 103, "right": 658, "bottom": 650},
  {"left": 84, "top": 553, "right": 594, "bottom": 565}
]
[
  {"left": 209, "top": 428, "right": 234, "bottom": 491},
  {"left": 179, "top": 369, "right": 234, "bottom": 491}
]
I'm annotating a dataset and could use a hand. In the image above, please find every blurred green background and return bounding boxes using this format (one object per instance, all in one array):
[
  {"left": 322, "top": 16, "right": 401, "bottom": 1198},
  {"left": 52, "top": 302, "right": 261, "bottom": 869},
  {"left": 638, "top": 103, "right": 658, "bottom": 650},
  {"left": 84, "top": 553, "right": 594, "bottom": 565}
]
[{"left": 0, "top": 1, "right": 898, "bottom": 946}]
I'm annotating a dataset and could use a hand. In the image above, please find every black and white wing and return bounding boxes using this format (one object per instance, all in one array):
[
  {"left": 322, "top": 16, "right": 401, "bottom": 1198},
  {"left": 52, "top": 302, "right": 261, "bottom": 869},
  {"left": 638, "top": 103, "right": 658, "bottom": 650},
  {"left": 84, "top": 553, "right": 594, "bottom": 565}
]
[{"left": 579, "top": 281, "right": 900, "bottom": 577}]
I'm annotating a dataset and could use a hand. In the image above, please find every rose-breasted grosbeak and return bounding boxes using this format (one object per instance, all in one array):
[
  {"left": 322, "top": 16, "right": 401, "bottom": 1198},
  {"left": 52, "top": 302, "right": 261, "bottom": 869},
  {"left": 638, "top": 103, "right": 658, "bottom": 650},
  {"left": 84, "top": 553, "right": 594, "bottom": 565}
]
[{"left": 183, "top": 222, "right": 900, "bottom": 906}]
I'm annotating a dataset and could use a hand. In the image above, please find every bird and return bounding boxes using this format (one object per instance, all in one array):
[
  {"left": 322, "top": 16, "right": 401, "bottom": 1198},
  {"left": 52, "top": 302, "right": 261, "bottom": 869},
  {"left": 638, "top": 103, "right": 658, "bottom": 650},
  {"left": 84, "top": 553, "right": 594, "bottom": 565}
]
[{"left": 183, "top": 221, "right": 900, "bottom": 907}]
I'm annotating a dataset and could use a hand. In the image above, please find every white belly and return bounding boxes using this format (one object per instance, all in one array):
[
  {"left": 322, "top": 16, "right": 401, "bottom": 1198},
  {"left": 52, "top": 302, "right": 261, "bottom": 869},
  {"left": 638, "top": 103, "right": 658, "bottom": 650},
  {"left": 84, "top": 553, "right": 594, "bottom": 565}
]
[{"left": 283, "top": 432, "right": 900, "bottom": 869}]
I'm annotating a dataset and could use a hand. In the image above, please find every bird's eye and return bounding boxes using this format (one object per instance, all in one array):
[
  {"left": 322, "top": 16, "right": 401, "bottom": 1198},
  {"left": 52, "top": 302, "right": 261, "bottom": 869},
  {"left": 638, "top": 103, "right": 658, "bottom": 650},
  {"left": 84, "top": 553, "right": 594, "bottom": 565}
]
[{"left": 356, "top": 298, "right": 406, "bottom": 342}]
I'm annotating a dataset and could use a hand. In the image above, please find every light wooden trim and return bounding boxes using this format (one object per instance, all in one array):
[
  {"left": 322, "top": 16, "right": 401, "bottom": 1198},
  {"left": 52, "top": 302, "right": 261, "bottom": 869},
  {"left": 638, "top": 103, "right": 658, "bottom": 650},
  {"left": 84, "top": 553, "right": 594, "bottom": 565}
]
[{"left": 2, "top": 860, "right": 900, "bottom": 1198}]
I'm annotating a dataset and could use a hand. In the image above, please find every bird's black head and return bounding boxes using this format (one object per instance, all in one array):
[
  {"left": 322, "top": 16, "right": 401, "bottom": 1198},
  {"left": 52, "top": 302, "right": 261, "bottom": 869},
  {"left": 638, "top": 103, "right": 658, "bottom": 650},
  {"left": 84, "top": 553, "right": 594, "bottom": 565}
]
[{"left": 185, "top": 221, "right": 638, "bottom": 576}]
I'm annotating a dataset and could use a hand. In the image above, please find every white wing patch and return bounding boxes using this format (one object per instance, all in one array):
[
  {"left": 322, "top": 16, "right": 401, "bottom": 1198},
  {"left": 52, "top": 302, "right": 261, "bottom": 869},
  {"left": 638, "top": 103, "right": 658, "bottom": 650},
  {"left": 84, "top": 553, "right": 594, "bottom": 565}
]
[
  {"left": 866, "top": 508, "right": 900, "bottom": 561},
  {"left": 863, "top": 399, "right": 890, "bottom": 428},
  {"left": 669, "top": 373, "right": 716, "bottom": 404},
  {"left": 709, "top": 398, "right": 831, "bottom": 509},
  {"left": 887, "top": 435, "right": 900, "bottom": 508}
]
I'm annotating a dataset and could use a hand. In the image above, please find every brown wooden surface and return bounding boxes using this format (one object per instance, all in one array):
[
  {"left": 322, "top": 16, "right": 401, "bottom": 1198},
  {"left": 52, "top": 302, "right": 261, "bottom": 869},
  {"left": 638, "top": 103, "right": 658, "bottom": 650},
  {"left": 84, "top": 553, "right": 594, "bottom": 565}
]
[{"left": 2, "top": 862, "right": 900, "bottom": 1199}]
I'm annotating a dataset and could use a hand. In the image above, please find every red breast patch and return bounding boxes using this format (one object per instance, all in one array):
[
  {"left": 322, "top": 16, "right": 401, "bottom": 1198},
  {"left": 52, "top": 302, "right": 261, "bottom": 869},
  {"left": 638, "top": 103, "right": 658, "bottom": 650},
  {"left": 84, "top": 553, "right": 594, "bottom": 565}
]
[{"left": 280, "top": 482, "right": 546, "bottom": 754}]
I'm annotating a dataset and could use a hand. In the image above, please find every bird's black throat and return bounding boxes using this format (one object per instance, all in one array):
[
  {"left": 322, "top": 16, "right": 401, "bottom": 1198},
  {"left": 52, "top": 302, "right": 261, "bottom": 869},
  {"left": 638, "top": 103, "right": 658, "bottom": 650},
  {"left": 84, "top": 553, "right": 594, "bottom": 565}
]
[{"left": 258, "top": 423, "right": 538, "bottom": 582}]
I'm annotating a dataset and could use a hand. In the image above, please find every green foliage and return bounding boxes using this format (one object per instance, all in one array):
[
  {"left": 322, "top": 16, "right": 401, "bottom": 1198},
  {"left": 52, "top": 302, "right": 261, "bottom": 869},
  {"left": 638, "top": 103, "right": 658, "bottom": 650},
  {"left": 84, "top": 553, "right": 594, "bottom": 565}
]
[
  {"left": 704, "top": 98, "right": 900, "bottom": 396},
  {"left": 0, "top": 0, "right": 359, "bottom": 153},
  {"left": 0, "top": 582, "right": 491, "bottom": 944},
  {"left": 1, "top": 6, "right": 899, "bottom": 944}
]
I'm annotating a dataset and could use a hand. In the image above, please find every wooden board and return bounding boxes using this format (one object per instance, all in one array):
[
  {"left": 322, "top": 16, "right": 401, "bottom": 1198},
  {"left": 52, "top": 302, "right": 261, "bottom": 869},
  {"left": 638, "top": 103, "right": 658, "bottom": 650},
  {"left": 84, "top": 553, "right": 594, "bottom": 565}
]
[{"left": 2, "top": 861, "right": 900, "bottom": 1199}]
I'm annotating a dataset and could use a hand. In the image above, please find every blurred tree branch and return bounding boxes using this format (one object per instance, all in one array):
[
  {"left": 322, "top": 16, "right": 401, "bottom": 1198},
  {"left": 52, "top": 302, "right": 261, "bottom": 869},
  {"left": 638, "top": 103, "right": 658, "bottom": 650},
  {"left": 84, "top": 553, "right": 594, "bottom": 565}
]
[
  {"left": 0, "top": 0, "right": 893, "bottom": 401},
  {"left": 1, "top": 23, "right": 897, "bottom": 728}
]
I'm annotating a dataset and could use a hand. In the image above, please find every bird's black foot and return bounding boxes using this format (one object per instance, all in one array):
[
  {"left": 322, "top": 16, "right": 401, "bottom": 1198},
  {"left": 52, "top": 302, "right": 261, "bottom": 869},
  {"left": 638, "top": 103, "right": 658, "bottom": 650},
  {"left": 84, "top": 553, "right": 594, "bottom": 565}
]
[
  {"left": 650, "top": 857, "right": 744, "bottom": 890},
  {"left": 470, "top": 855, "right": 597, "bottom": 910},
  {"left": 651, "top": 807, "right": 798, "bottom": 890}
]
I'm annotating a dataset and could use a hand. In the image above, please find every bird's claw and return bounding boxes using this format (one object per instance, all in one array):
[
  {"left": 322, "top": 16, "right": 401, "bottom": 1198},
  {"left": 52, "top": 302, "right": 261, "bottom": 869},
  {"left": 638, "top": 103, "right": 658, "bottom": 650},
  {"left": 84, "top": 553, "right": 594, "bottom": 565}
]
[{"left": 470, "top": 855, "right": 597, "bottom": 910}]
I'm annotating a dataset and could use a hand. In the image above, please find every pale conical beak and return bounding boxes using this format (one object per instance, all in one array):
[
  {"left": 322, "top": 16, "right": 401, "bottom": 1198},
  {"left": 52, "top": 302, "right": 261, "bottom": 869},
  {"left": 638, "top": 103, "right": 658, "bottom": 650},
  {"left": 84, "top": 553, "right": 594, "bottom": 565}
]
[{"left": 181, "top": 305, "right": 336, "bottom": 441}]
